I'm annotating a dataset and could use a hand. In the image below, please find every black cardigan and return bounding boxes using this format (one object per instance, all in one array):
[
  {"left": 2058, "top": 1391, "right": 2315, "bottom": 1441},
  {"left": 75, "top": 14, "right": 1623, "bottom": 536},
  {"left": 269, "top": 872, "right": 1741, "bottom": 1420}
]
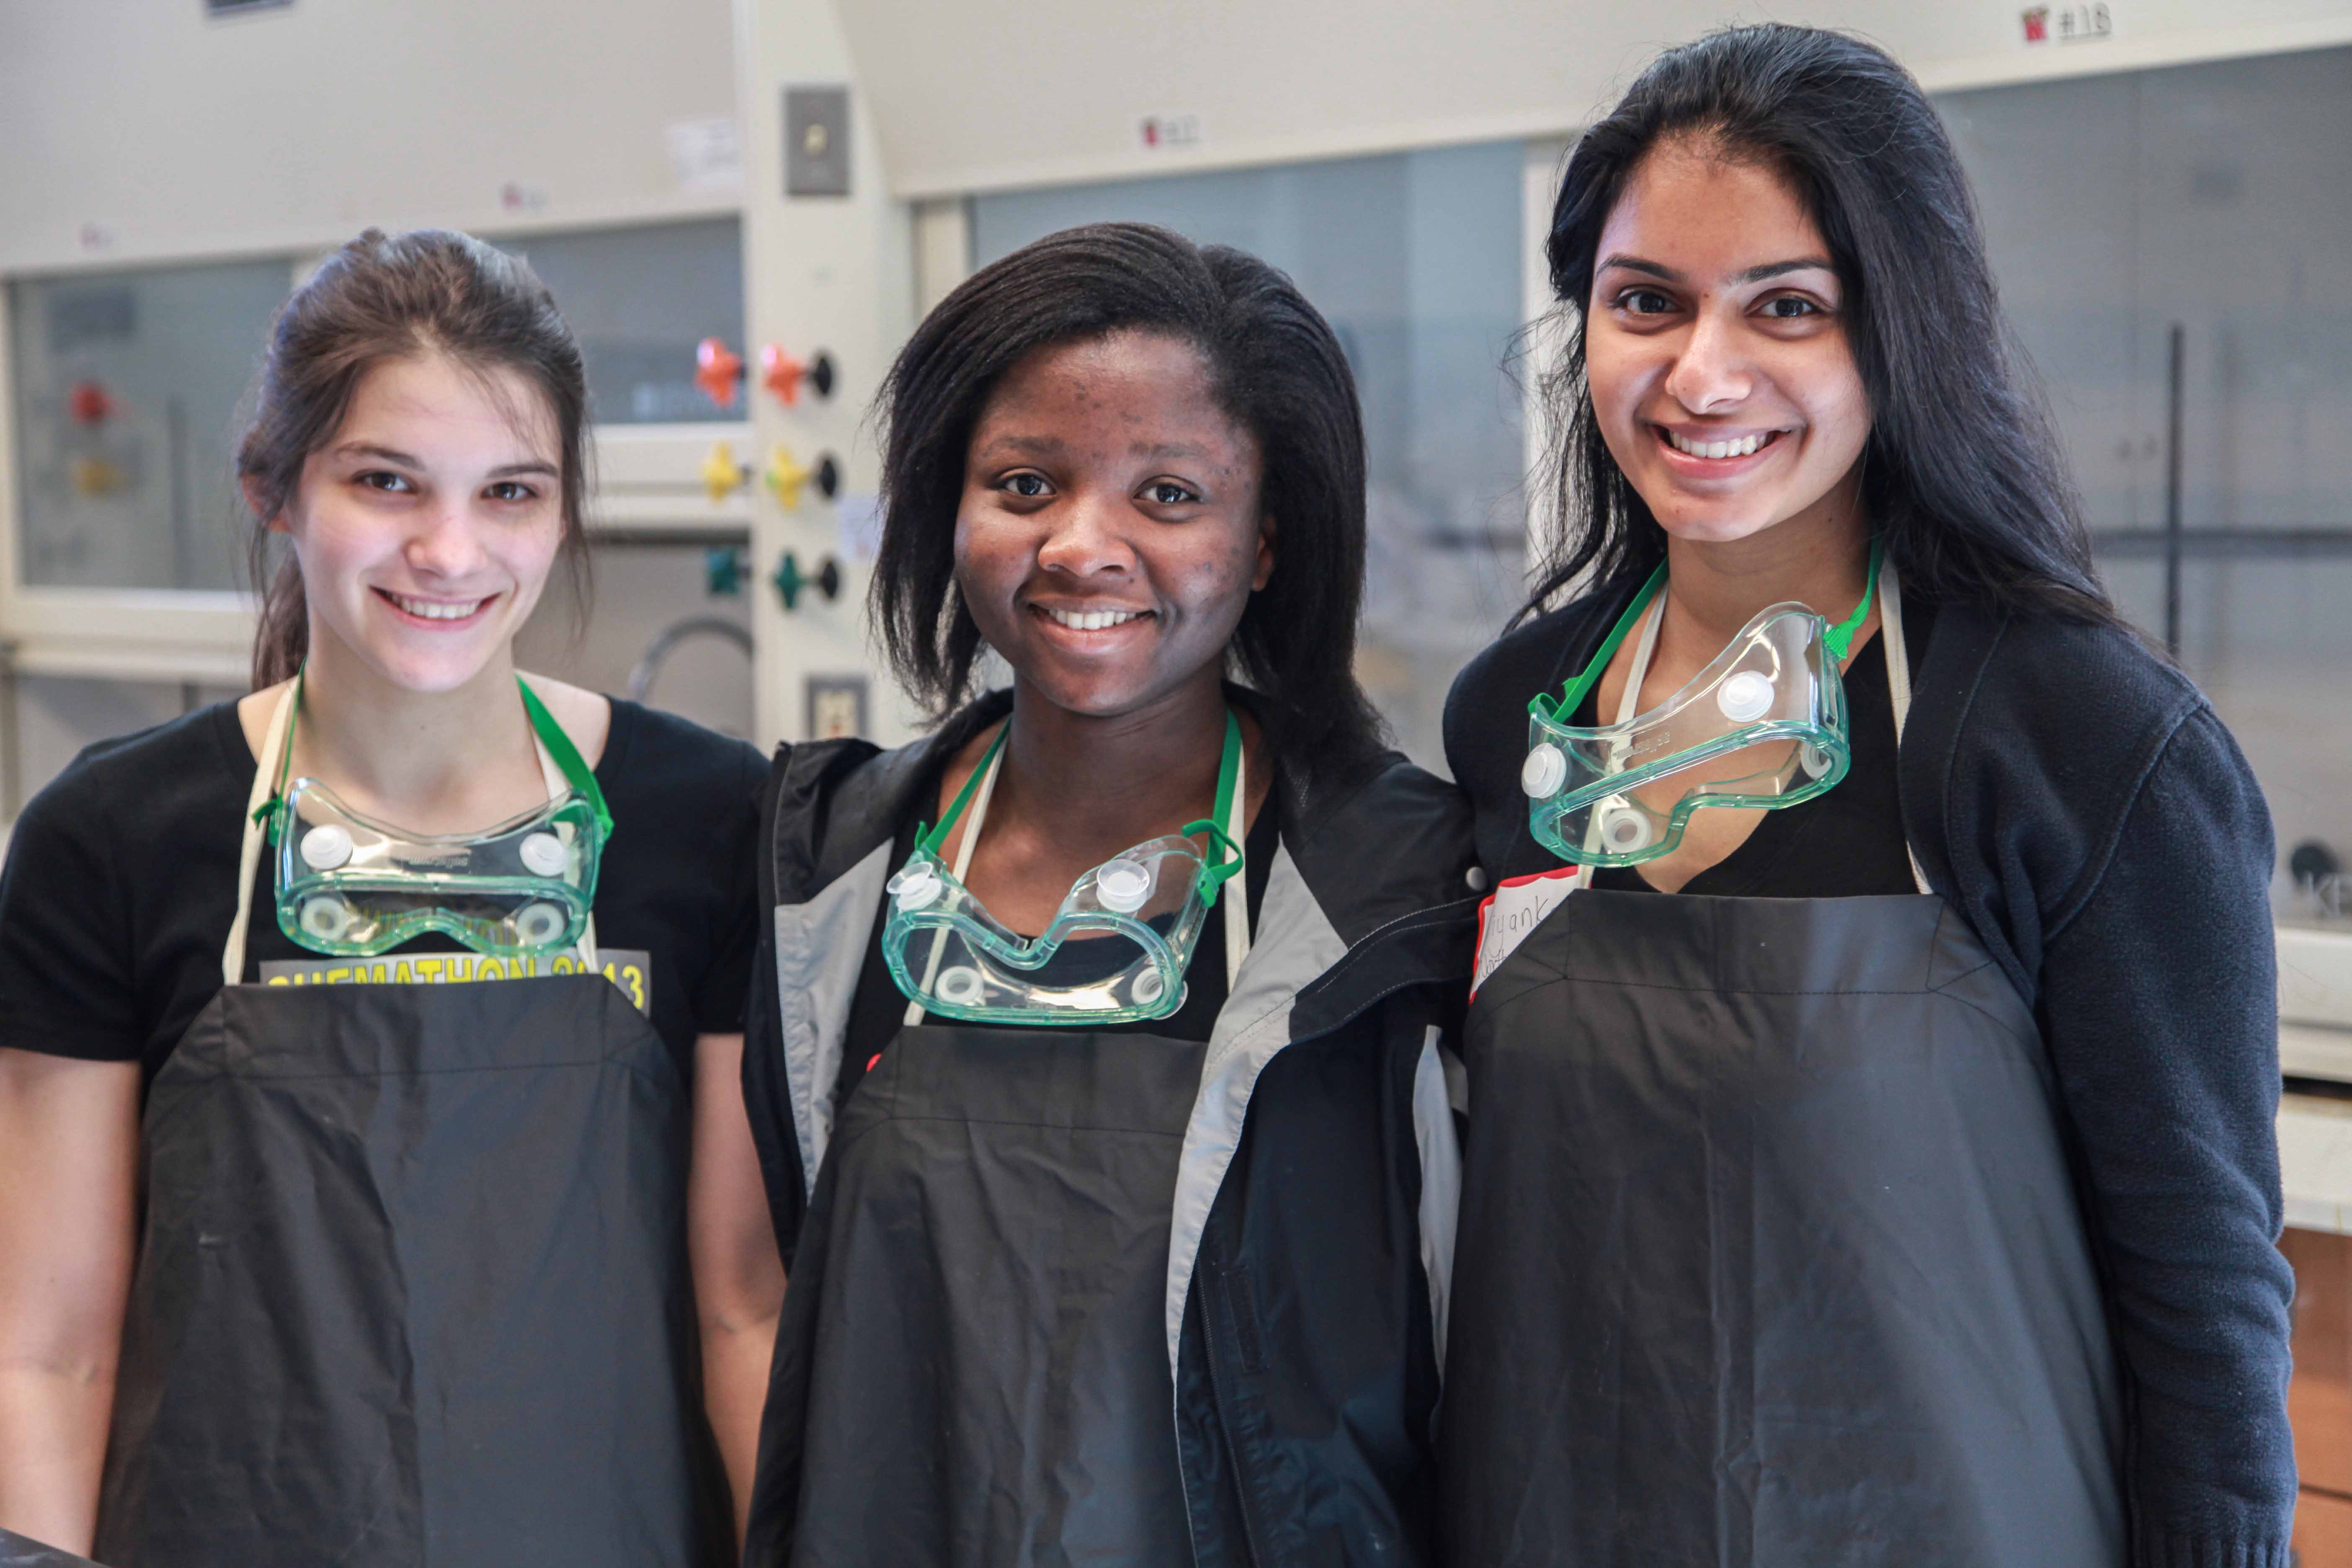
[{"left": 1444, "top": 585, "right": 2294, "bottom": 1568}]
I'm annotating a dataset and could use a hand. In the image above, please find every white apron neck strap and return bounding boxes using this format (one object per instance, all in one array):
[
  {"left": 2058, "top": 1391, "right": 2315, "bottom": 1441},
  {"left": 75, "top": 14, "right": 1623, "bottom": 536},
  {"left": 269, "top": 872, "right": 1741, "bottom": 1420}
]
[
  {"left": 902, "top": 724, "right": 1008, "bottom": 1027},
  {"left": 1224, "top": 727, "right": 1251, "bottom": 991},
  {"left": 222, "top": 682, "right": 299, "bottom": 986},
  {"left": 1571, "top": 587, "right": 1667, "bottom": 890},
  {"left": 1876, "top": 557, "right": 1932, "bottom": 895}
]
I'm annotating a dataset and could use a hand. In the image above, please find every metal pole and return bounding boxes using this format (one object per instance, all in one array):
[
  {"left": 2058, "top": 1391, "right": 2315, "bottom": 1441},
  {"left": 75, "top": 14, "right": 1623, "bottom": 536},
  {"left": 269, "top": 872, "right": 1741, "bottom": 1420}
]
[{"left": 2163, "top": 322, "right": 2185, "bottom": 658}]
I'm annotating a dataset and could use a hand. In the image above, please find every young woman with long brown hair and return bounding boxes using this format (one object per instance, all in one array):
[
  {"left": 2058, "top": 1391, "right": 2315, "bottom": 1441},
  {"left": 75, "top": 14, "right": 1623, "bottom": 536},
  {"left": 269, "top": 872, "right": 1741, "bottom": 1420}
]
[{"left": 0, "top": 229, "right": 782, "bottom": 1565}]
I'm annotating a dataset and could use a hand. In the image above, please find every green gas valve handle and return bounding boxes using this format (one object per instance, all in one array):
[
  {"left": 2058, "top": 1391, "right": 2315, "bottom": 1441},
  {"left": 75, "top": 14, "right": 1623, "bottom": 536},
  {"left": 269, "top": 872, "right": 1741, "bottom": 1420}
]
[{"left": 772, "top": 551, "right": 843, "bottom": 612}]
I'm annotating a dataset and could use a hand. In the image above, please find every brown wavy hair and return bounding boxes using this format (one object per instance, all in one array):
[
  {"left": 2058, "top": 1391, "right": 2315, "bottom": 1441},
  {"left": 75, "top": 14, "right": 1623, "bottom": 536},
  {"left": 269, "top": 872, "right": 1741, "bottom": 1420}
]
[{"left": 238, "top": 227, "right": 591, "bottom": 687}]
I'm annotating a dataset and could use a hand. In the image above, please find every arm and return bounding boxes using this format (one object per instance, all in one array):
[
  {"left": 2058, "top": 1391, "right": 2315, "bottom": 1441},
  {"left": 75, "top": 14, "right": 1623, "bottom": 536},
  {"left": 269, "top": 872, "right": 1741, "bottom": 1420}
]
[
  {"left": 0, "top": 1049, "right": 140, "bottom": 1555},
  {"left": 2037, "top": 708, "right": 2295, "bottom": 1563},
  {"left": 689, "top": 1031, "right": 786, "bottom": 1553}
]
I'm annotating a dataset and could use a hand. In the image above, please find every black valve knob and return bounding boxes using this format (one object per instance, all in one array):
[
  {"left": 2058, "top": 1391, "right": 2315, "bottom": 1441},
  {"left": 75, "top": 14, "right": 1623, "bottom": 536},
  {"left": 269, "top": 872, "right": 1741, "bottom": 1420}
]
[{"left": 773, "top": 551, "right": 844, "bottom": 612}]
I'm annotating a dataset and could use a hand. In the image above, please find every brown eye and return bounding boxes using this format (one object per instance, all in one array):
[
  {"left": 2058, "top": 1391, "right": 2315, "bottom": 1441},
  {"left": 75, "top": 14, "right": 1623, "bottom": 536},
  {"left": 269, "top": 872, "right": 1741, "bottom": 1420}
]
[
  {"left": 1619, "top": 289, "right": 1674, "bottom": 315},
  {"left": 485, "top": 481, "right": 536, "bottom": 503},
  {"left": 356, "top": 471, "right": 413, "bottom": 493},
  {"left": 1761, "top": 295, "right": 1820, "bottom": 319},
  {"left": 1144, "top": 480, "right": 1199, "bottom": 505},
  {"left": 1001, "top": 472, "right": 1051, "bottom": 498}
]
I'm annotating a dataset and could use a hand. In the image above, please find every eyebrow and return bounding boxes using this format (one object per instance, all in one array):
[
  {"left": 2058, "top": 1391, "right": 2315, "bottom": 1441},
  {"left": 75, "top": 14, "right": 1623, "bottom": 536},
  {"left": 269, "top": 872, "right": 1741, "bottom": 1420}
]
[
  {"left": 1131, "top": 441, "right": 1210, "bottom": 462},
  {"left": 1598, "top": 253, "right": 1837, "bottom": 285},
  {"left": 335, "top": 441, "right": 423, "bottom": 467},
  {"left": 333, "top": 442, "right": 557, "bottom": 479},
  {"left": 977, "top": 435, "right": 1066, "bottom": 458}
]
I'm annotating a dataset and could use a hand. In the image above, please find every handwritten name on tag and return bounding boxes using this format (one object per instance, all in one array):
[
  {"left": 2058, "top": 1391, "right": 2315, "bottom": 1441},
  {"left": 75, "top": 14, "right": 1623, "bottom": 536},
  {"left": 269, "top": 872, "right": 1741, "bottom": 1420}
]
[{"left": 1471, "top": 868, "right": 1582, "bottom": 998}]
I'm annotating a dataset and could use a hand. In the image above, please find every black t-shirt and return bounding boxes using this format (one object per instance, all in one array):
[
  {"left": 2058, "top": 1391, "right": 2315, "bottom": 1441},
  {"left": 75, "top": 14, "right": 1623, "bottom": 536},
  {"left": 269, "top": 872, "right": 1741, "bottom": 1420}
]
[
  {"left": 1449, "top": 595, "right": 1937, "bottom": 898},
  {"left": 834, "top": 773, "right": 1282, "bottom": 1112},
  {"left": 0, "top": 697, "right": 766, "bottom": 1085}
]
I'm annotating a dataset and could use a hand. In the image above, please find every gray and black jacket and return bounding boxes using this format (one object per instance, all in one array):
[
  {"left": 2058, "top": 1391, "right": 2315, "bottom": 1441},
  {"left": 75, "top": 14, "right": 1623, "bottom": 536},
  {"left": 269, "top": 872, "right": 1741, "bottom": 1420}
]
[{"left": 739, "top": 692, "right": 1481, "bottom": 1564}]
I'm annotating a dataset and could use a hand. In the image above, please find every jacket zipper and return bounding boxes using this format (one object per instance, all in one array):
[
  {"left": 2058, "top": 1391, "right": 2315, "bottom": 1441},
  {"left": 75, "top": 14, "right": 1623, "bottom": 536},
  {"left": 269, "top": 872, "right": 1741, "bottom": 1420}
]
[{"left": 1203, "top": 1265, "right": 1274, "bottom": 1568}]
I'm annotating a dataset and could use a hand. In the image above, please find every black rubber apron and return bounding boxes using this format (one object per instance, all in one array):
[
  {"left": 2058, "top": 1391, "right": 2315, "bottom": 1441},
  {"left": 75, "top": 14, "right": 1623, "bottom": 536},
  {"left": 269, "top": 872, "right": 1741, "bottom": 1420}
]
[
  {"left": 1442, "top": 570, "right": 2126, "bottom": 1565},
  {"left": 94, "top": 686, "right": 719, "bottom": 1568},
  {"left": 759, "top": 725, "right": 1253, "bottom": 1566}
]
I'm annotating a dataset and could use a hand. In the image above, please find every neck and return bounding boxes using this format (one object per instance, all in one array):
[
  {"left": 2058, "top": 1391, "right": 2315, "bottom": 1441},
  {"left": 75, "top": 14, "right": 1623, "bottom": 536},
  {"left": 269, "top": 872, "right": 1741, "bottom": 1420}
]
[
  {"left": 1661, "top": 472, "right": 1872, "bottom": 650},
  {"left": 993, "top": 668, "right": 1230, "bottom": 854},
  {"left": 291, "top": 625, "right": 541, "bottom": 823}
]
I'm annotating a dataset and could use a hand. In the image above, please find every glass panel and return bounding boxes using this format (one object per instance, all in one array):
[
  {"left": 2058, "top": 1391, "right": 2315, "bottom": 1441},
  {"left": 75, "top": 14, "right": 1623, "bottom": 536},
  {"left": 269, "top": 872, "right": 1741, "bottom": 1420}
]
[
  {"left": 9, "top": 257, "right": 293, "bottom": 591},
  {"left": 514, "top": 539, "right": 754, "bottom": 742},
  {"left": 489, "top": 218, "right": 745, "bottom": 425},
  {"left": 1939, "top": 46, "right": 2352, "bottom": 907},
  {"left": 972, "top": 142, "right": 1527, "bottom": 776}
]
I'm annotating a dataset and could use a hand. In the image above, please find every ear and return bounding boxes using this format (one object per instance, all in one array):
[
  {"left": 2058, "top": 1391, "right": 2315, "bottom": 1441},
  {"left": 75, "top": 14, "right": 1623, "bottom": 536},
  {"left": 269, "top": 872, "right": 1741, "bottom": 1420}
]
[
  {"left": 1251, "top": 512, "right": 1277, "bottom": 592},
  {"left": 242, "top": 475, "right": 292, "bottom": 536}
]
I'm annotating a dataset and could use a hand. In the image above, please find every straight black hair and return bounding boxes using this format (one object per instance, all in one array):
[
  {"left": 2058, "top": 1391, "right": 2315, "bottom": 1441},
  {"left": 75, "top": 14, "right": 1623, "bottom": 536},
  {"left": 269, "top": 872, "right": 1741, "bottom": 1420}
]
[
  {"left": 1527, "top": 23, "right": 2119, "bottom": 627},
  {"left": 871, "top": 221, "right": 1387, "bottom": 785}
]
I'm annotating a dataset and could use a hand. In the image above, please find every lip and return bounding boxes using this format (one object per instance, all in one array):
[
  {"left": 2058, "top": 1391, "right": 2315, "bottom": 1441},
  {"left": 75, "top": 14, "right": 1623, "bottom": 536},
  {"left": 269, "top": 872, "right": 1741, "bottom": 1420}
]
[
  {"left": 1651, "top": 423, "right": 1791, "bottom": 479},
  {"left": 1026, "top": 601, "right": 1156, "bottom": 644},
  {"left": 373, "top": 586, "right": 499, "bottom": 630}
]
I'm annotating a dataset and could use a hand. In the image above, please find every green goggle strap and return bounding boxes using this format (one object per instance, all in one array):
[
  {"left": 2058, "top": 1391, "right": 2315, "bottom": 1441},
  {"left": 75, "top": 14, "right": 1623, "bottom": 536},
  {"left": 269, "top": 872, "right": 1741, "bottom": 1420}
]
[
  {"left": 254, "top": 668, "right": 614, "bottom": 841},
  {"left": 1529, "top": 561, "right": 1666, "bottom": 725},
  {"left": 1177, "top": 709, "right": 1245, "bottom": 908},
  {"left": 1529, "top": 539, "right": 1888, "bottom": 723},
  {"left": 1821, "top": 537, "right": 1886, "bottom": 665},
  {"left": 516, "top": 680, "right": 614, "bottom": 840},
  {"left": 914, "top": 708, "right": 1246, "bottom": 906}
]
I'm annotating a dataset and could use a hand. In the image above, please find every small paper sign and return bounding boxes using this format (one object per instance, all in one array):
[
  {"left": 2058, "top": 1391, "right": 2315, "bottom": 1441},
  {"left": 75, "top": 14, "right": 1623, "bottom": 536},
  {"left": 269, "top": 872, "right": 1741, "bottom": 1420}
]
[{"left": 1471, "top": 867, "right": 1581, "bottom": 998}]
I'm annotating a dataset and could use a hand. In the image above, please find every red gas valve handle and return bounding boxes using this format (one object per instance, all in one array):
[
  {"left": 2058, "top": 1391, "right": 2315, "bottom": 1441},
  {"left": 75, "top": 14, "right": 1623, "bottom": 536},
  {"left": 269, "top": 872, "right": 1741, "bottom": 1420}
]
[
  {"left": 694, "top": 338, "right": 745, "bottom": 409},
  {"left": 760, "top": 345, "right": 836, "bottom": 406}
]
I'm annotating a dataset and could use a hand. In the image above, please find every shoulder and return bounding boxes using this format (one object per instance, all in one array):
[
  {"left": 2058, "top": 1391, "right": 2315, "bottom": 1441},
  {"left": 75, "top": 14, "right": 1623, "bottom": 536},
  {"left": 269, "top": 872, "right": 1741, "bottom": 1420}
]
[
  {"left": 1282, "top": 750, "right": 1479, "bottom": 945},
  {"left": 1903, "top": 600, "right": 2259, "bottom": 972},
  {"left": 598, "top": 698, "right": 766, "bottom": 801},
  {"left": 4, "top": 702, "right": 249, "bottom": 930},
  {"left": 18, "top": 702, "right": 250, "bottom": 844},
  {"left": 763, "top": 695, "right": 1007, "bottom": 905},
  {"left": 1445, "top": 595, "right": 1610, "bottom": 731},
  {"left": 1442, "top": 588, "right": 1625, "bottom": 879},
  {"left": 1909, "top": 601, "right": 2214, "bottom": 838},
  {"left": 518, "top": 672, "right": 614, "bottom": 768}
]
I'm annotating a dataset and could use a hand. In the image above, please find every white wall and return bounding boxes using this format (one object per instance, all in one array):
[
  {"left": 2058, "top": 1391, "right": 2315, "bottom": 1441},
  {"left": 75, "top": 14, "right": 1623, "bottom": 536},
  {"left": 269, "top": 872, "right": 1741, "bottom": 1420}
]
[
  {"left": 837, "top": 0, "right": 2352, "bottom": 196},
  {"left": 0, "top": 0, "right": 740, "bottom": 274}
]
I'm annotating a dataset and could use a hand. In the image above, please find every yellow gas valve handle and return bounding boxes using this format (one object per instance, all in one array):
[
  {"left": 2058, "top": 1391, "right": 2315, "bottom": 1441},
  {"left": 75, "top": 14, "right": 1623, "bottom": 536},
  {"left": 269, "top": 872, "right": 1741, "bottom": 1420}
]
[{"left": 701, "top": 440, "right": 751, "bottom": 503}]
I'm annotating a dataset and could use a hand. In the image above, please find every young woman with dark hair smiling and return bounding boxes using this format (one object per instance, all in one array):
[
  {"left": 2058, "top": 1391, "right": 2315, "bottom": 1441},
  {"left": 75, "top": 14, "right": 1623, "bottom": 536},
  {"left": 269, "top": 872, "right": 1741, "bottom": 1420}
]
[
  {"left": 0, "top": 230, "right": 782, "bottom": 1565},
  {"left": 736, "top": 222, "right": 1473, "bottom": 1565},
  {"left": 1439, "top": 25, "right": 2291, "bottom": 1567}
]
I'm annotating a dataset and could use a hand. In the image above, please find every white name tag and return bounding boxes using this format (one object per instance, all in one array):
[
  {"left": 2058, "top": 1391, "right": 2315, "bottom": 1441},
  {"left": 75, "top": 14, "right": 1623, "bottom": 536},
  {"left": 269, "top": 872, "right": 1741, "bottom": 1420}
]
[{"left": 1471, "top": 868, "right": 1582, "bottom": 998}]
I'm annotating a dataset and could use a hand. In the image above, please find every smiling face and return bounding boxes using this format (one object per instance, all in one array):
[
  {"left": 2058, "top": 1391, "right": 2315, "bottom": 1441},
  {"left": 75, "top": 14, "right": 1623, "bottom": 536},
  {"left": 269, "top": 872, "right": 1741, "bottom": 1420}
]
[
  {"left": 1585, "top": 137, "right": 1870, "bottom": 546},
  {"left": 954, "top": 330, "right": 1274, "bottom": 719},
  {"left": 274, "top": 352, "right": 567, "bottom": 693}
]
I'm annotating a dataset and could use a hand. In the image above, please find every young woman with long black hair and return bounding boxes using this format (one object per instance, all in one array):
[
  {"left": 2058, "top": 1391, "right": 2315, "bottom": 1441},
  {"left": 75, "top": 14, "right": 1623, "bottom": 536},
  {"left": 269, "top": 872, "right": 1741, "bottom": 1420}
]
[
  {"left": 738, "top": 222, "right": 1471, "bottom": 1565},
  {"left": 1440, "top": 27, "right": 2291, "bottom": 1565},
  {"left": 0, "top": 230, "right": 783, "bottom": 1564}
]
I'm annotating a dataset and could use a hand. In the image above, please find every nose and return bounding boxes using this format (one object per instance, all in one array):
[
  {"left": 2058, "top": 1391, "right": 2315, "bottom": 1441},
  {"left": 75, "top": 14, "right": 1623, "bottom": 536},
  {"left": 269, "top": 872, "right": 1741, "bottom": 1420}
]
[
  {"left": 1661, "top": 306, "right": 1754, "bottom": 415},
  {"left": 1034, "top": 487, "right": 1137, "bottom": 580},
  {"left": 404, "top": 498, "right": 492, "bottom": 580}
]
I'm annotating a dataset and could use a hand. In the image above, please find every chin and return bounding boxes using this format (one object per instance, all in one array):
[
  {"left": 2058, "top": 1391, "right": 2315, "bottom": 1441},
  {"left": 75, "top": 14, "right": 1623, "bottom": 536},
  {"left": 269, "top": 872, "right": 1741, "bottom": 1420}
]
[
  {"left": 360, "top": 638, "right": 505, "bottom": 695},
  {"left": 1653, "top": 505, "right": 1785, "bottom": 546},
  {"left": 1017, "top": 663, "right": 1163, "bottom": 720}
]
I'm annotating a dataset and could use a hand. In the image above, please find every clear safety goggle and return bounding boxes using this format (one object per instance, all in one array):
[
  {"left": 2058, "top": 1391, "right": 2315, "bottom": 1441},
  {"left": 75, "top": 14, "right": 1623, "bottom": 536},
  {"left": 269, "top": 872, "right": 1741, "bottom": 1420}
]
[
  {"left": 882, "top": 712, "right": 1244, "bottom": 1026},
  {"left": 265, "top": 676, "right": 613, "bottom": 958},
  {"left": 1522, "top": 543, "right": 1878, "bottom": 867}
]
